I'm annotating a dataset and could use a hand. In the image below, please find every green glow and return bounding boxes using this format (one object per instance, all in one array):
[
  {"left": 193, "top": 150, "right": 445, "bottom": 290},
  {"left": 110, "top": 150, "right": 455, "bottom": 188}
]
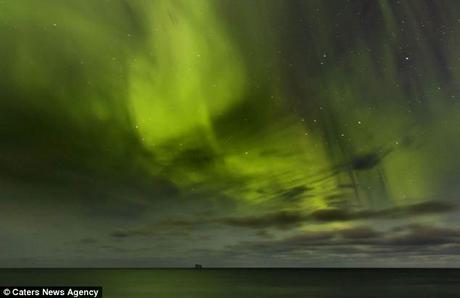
[
  {"left": 129, "top": 0, "right": 245, "bottom": 148},
  {"left": 1, "top": 0, "right": 460, "bottom": 219}
]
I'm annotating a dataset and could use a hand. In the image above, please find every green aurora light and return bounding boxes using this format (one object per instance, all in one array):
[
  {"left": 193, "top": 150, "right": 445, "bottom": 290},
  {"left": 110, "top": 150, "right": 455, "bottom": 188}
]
[{"left": 1, "top": 0, "right": 460, "bottom": 266}]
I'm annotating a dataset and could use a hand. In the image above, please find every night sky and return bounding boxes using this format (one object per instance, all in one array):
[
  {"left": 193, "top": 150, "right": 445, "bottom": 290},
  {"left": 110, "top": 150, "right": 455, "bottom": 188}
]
[{"left": 2, "top": 0, "right": 460, "bottom": 267}]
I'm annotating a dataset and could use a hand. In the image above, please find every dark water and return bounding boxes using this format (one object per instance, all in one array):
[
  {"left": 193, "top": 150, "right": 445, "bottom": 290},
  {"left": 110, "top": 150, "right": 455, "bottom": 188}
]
[{"left": 1, "top": 269, "right": 460, "bottom": 298}]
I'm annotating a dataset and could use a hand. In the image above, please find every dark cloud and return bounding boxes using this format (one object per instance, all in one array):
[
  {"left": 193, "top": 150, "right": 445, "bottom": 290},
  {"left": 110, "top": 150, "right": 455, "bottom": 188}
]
[
  {"left": 348, "top": 148, "right": 393, "bottom": 171},
  {"left": 221, "top": 211, "right": 305, "bottom": 229},
  {"left": 110, "top": 220, "right": 195, "bottom": 239},
  {"left": 311, "top": 201, "right": 456, "bottom": 223},
  {"left": 388, "top": 225, "right": 460, "bottom": 246},
  {"left": 218, "top": 200, "right": 457, "bottom": 229},
  {"left": 107, "top": 211, "right": 301, "bottom": 239},
  {"left": 339, "top": 226, "right": 381, "bottom": 239},
  {"left": 226, "top": 224, "right": 460, "bottom": 260},
  {"left": 278, "top": 186, "right": 312, "bottom": 201},
  {"left": 255, "top": 230, "right": 274, "bottom": 239},
  {"left": 110, "top": 231, "right": 133, "bottom": 239},
  {"left": 308, "top": 149, "right": 394, "bottom": 184},
  {"left": 108, "top": 201, "right": 456, "bottom": 239},
  {"left": 79, "top": 238, "right": 98, "bottom": 245},
  {"left": 225, "top": 226, "right": 378, "bottom": 256},
  {"left": 310, "top": 209, "right": 350, "bottom": 222},
  {"left": 404, "top": 201, "right": 454, "bottom": 215}
]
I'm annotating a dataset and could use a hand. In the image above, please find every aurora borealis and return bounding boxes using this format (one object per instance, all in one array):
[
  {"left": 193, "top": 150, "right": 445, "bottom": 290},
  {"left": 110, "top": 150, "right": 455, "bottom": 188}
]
[{"left": 2, "top": 0, "right": 460, "bottom": 267}]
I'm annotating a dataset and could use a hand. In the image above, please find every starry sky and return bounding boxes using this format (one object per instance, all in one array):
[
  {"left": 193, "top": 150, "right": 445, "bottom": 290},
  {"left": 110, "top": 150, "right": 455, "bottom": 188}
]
[{"left": 1, "top": 0, "right": 460, "bottom": 267}]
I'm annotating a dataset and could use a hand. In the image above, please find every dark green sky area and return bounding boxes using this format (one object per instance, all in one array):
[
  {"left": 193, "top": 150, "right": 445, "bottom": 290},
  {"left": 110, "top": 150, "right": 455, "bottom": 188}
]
[{"left": 2, "top": 0, "right": 460, "bottom": 267}]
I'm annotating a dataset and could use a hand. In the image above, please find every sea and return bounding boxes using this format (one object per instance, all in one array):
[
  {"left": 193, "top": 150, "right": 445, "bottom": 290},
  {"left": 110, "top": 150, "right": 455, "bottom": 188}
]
[{"left": 1, "top": 268, "right": 460, "bottom": 298}]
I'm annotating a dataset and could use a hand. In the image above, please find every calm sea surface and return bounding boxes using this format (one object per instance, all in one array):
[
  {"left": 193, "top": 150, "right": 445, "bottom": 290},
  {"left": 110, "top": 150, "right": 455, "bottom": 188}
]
[{"left": 1, "top": 269, "right": 460, "bottom": 298}]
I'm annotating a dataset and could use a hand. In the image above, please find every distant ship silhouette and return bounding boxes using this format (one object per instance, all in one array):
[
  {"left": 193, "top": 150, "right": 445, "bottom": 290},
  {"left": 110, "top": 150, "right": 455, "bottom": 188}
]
[{"left": 194, "top": 264, "right": 203, "bottom": 269}]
